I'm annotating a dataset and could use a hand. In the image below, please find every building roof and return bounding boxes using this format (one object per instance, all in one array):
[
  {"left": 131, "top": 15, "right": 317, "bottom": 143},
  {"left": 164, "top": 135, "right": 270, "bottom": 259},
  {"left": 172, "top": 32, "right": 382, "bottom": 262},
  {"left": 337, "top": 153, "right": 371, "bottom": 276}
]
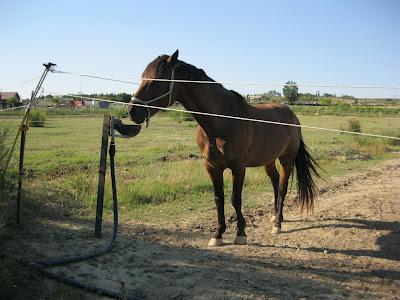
[{"left": 0, "top": 92, "right": 20, "bottom": 101}]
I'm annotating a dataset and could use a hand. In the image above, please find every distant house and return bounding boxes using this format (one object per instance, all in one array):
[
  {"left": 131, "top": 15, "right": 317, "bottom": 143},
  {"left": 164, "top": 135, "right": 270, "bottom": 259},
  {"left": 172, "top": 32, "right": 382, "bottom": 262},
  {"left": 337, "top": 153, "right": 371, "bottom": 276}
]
[
  {"left": 0, "top": 92, "right": 21, "bottom": 109},
  {"left": 68, "top": 99, "right": 83, "bottom": 108},
  {"left": 99, "top": 101, "right": 109, "bottom": 109},
  {"left": 69, "top": 98, "right": 109, "bottom": 109},
  {"left": 83, "top": 99, "right": 100, "bottom": 108}
]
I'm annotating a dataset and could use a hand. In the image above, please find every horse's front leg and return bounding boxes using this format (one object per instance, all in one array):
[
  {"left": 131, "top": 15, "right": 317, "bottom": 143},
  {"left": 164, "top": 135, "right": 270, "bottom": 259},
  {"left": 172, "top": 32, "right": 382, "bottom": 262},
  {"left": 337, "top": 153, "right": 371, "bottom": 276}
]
[
  {"left": 231, "top": 166, "right": 247, "bottom": 245},
  {"left": 205, "top": 162, "right": 226, "bottom": 247}
]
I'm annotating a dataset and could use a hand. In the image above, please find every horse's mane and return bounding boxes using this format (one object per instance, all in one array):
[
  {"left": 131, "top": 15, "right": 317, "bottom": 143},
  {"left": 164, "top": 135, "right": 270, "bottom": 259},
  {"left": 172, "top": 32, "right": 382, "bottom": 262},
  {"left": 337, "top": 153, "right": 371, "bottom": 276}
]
[
  {"left": 179, "top": 61, "right": 247, "bottom": 105},
  {"left": 143, "top": 55, "right": 222, "bottom": 88},
  {"left": 177, "top": 61, "right": 223, "bottom": 87},
  {"left": 143, "top": 55, "right": 246, "bottom": 103},
  {"left": 142, "top": 55, "right": 169, "bottom": 78}
]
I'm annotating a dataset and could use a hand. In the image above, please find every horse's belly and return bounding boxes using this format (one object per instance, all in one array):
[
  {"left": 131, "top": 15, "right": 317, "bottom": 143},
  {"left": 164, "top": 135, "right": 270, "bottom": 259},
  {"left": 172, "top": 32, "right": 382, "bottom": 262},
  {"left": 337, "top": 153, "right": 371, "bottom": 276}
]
[
  {"left": 246, "top": 153, "right": 278, "bottom": 167},
  {"left": 245, "top": 143, "right": 288, "bottom": 167}
]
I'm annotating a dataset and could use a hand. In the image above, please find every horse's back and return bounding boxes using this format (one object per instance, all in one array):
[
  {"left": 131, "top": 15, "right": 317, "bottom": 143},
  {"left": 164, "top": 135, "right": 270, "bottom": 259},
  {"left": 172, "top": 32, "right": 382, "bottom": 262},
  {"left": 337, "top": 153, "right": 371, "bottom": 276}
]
[
  {"left": 244, "top": 103, "right": 301, "bottom": 166},
  {"left": 254, "top": 103, "right": 300, "bottom": 124}
]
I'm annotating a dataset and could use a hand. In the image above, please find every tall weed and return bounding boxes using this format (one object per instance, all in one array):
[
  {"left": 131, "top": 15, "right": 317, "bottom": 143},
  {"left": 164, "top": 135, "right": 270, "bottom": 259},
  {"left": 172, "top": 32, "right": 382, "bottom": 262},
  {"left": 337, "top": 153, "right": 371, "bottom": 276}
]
[
  {"left": 0, "top": 128, "right": 15, "bottom": 230},
  {"left": 347, "top": 118, "right": 361, "bottom": 132},
  {"left": 29, "top": 110, "right": 46, "bottom": 127}
]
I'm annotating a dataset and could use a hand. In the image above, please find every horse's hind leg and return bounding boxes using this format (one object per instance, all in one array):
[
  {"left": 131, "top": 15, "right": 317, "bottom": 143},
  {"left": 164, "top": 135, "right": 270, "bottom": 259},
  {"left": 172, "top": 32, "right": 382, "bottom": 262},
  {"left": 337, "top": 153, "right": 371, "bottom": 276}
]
[
  {"left": 231, "top": 165, "right": 247, "bottom": 245},
  {"left": 205, "top": 162, "right": 226, "bottom": 247},
  {"left": 265, "top": 162, "right": 279, "bottom": 223},
  {"left": 272, "top": 155, "right": 295, "bottom": 234}
]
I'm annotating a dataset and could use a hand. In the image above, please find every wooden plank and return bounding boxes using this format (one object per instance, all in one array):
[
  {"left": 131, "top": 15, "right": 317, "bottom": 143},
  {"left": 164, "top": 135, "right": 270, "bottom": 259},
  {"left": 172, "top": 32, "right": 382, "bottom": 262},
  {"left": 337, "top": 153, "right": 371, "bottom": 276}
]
[{"left": 95, "top": 115, "right": 111, "bottom": 238}]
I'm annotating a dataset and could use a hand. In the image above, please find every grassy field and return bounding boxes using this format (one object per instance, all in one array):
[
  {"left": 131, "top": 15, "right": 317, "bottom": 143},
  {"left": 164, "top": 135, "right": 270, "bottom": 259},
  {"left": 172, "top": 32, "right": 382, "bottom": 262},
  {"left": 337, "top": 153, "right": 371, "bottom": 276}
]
[
  {"left": 1, "top": 110, "right": 400, "bottom": 226},
  {"left": 1, "top": 109, "right": 400, "bottom": 299}
]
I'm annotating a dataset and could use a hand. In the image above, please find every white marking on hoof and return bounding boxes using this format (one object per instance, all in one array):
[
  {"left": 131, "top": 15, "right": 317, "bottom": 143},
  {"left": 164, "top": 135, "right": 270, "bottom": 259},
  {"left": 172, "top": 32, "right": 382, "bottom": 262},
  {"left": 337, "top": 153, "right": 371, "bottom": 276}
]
[
  {"left": 270, "top": 215, "right": 277, "bottom": 223},
  {"left": 271, "top": 226, "right": 281, "bottom": 234},
  {"left": 208, "top": 238, "right": 223, "bottom": 247},
  {"left": 234, "top": 236, "right": 247, "bottom": 245}
]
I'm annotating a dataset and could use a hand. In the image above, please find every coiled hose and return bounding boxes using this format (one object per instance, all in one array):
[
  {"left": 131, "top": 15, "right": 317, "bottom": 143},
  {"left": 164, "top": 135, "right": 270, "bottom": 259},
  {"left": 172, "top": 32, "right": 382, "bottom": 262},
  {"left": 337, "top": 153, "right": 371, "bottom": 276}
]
[{"left": 34, "top": 139, "right": 140, "bottom": 300}]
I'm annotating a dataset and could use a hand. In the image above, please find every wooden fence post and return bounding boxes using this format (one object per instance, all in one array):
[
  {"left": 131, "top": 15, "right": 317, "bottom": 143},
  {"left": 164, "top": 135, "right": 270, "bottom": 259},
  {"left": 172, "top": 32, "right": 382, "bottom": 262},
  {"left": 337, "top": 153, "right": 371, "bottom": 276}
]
[
  {"left": 16, "top": 125, "right": 28, "bottom": 225},
  {"left": 95, "top": 115, "right": 111, "bottom": 238}
]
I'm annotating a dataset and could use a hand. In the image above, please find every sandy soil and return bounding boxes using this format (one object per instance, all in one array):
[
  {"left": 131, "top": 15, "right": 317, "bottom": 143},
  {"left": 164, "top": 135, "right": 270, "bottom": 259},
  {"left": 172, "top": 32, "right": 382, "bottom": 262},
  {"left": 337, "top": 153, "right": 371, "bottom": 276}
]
[{"left": 25, "top": 159, "right": 400, "bottom": 299}]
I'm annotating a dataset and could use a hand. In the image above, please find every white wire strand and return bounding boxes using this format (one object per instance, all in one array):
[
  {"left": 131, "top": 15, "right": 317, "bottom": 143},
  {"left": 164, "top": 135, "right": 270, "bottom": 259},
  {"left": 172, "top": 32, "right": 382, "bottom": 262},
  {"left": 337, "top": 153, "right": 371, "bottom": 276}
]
[
  {"left": 0, "top": 105, "right": 28, "bottom": 113},
  {"left": 16, "top": 75, "right": 43, "bottom": 87},
  {"left": 52, "top": 69, "right": 400, "bottom": 90},
  {"left": 53, "top": 70, "right": 140, "bottom": 85},
  {"left": 141, "top": 78, "right": 400, "bottom": 90},
  {"left": 50, "top": 93, "right": 400, "bottom": 140},
  {"left": 3, "top": 75, "right": 43, "bottom": 91}
]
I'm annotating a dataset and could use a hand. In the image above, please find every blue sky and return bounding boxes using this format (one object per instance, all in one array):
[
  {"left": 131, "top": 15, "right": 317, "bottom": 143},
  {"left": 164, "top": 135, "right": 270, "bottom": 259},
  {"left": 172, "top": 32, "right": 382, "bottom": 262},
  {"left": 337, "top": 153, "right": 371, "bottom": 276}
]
[{"left": 1, "top": 0, "right": 399, "bottom": 99}]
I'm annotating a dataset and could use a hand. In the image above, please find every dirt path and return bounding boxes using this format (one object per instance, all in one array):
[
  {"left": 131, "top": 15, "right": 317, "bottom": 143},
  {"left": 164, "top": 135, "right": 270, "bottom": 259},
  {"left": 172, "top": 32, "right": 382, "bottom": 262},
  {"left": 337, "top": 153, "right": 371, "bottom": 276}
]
[{"left": 24, "top": 160, "right": 400, "bottom": 299}]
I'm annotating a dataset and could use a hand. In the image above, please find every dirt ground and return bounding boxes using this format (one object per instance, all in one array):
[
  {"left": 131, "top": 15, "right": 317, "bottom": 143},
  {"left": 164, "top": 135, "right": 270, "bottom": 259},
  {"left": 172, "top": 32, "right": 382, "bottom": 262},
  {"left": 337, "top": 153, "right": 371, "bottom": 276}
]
[{"left": 5, "top": 159, "right": 400, "bottom": 299}]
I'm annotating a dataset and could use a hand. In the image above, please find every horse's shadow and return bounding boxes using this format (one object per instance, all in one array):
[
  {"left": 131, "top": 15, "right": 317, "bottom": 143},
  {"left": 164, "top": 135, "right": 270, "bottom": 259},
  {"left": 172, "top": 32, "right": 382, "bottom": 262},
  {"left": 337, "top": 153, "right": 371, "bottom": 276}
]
[{"left": 261, "top": 218, "right": 400, "bottom": 262}]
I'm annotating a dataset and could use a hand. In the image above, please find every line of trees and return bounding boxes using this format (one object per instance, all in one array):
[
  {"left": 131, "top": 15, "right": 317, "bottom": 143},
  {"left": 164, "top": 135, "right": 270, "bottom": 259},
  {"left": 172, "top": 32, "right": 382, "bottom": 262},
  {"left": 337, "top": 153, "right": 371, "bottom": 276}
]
[{"left": 250, "top": 81, "right": 369, "bottom": 105}]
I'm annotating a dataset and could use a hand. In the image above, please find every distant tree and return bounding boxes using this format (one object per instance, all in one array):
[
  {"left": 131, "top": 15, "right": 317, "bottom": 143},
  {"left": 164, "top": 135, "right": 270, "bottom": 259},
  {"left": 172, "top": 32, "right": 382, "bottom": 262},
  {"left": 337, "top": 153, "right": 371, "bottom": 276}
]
[
  {"left": 50, "top": 97, "right": 60, "bottom": 105},
  {"left": 7, "top": 96, "right": 19, "bottom": 106},
  {"left": 299, "top": 92, "right": 316, "bottom": 102},
  {"left": 299, "top": 92, "right": 316, "bottom": 98},
  {"left": 323, "top": 93, "right": 334, "bottom": 97},
  {"left": 267, "top": 90, "right": 281, "bottom": 97},
  {"left": 258, "top": 94, "right": 269, "bottom": 102},
  {"left": 117, "top": 93, "right": 132, "bottom": 103},
  {"left": 341, "top": 94, "right": 355, "bottom": 100},
  {"left": 282, "top": 81, "right": 298, "bottom": 104}
]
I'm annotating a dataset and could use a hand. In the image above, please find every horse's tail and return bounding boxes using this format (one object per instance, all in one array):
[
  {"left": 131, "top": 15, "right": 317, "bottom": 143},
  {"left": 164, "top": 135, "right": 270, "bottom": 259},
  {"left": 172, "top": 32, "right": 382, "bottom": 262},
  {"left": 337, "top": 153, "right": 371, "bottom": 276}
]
[{"left": 294, "top": 138, "right": 320, "bottom": 211}]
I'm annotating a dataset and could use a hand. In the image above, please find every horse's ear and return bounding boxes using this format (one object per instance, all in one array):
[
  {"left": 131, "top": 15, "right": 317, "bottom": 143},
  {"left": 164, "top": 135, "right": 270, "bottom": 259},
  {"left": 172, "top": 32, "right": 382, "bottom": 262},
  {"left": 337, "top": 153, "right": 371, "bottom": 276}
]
[{"left": 167, "top": 49, "right": 179, "bottom": 64}]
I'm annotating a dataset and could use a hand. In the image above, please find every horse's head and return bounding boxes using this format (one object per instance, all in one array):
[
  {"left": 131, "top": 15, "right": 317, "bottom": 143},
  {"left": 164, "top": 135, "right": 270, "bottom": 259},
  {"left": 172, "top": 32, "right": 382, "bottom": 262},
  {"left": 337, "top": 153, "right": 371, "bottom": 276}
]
[{"left": 128, "top": 50, "right": 180, "bottom": 125}]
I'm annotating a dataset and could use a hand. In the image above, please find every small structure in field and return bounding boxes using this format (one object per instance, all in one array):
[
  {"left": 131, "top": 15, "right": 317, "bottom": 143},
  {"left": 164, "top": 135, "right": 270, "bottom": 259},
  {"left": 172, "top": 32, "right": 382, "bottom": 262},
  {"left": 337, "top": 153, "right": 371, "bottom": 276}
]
[
  {"left": 68, "top": 98, "right": 83, "bottom": 109},
  {"left": 68, "top": 97, "right": 109, "bottom": 109},
  {"left": 0, "top": 92, "right": 22, "bottom": 109}
]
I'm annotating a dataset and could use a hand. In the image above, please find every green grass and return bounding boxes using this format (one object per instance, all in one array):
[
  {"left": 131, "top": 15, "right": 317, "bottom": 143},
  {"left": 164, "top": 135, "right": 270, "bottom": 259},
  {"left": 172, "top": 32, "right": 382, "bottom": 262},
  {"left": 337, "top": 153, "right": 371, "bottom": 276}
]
[{"left": 1, "top": 112, "right": 400, "bottom": 224}]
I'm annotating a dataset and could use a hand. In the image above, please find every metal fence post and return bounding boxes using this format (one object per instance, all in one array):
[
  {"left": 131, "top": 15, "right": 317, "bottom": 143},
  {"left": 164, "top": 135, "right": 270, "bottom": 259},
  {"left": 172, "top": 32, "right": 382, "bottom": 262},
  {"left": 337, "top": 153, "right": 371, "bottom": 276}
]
[
  {"left": 95, "top": 115, "right": 111, "bottom": 238},
  {"left": 16, "top": 125, "right": 28, "bottom": 225}
]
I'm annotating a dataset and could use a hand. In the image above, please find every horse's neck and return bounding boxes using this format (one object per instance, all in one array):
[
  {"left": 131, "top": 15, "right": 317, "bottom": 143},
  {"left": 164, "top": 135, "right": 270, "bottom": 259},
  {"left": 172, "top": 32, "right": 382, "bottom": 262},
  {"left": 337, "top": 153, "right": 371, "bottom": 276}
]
[{"left": 178, "top": 83, "right": 249, "bottom": 138}]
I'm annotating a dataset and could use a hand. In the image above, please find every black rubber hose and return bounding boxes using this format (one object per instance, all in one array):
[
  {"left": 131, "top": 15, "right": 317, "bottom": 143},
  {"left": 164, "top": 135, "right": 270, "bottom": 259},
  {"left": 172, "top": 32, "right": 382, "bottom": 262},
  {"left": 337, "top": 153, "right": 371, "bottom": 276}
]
[
  {"left": 34, "top": 139, "right": 141, "bottom": 300},
  {"left": 37, "top": 142, "right": 118, "bottom": 268}
]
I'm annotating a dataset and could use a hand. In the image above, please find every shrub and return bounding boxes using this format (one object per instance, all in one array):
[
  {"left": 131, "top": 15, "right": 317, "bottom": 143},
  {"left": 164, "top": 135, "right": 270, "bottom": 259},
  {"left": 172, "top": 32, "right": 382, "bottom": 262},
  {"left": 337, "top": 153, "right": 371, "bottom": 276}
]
[
  {"left": 387, "top": 133, "right": 400, "bottom": 146},
  {"left": 319, "top": 98, "right": 332, "bottom": 105},
  {"left": 354, "top": 137, "right": 386, "bottom": 156},
  {"left": 112, "top": 107, "right": 128, "bottom": 118},
  {"left": 347, "top": 118, "right": 361, "bottom": 132},
  {"left": 0, "top": 128, "right": 10, "bottom": 174},
  {"left": 28, "top": 110, "right": 46, "bottom": 127},
  {"left": 0, "top": 128, "right": 15, "bottom": 230}
]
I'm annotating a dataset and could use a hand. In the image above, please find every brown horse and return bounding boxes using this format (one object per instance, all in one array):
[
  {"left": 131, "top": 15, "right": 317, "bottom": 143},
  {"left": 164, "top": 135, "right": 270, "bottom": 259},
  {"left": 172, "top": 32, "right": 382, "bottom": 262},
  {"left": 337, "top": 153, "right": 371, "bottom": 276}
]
[{"left": 128, "top": 50, "right": 319, "bottom": 246}]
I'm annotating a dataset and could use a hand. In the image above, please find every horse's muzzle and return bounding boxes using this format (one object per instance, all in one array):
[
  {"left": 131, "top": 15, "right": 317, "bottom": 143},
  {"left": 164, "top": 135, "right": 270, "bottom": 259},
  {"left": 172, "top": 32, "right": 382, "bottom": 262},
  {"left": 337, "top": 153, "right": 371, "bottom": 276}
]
[
  {"left": 127, "top": 104, "right": 146, "bottom": 125},
  {"left": 113, "top": 118, "right": 141, "bottom": 137}
]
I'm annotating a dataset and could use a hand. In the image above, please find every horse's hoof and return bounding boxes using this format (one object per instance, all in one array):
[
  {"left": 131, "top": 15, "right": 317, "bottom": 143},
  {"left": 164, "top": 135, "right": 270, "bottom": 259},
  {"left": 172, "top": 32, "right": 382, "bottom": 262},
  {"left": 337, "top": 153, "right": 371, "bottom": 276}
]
[
  {"left": 234, "top": 236, "right": 247, "bottom": 245},
  {"left": 208, "top": 238, "right": 223, "bottom": 247},
  {"left": 270, "top": 215, "right": 276, "bottom": 223},
  {"left": 271, "top": 226, "right": 281, "bottom": 234}
]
